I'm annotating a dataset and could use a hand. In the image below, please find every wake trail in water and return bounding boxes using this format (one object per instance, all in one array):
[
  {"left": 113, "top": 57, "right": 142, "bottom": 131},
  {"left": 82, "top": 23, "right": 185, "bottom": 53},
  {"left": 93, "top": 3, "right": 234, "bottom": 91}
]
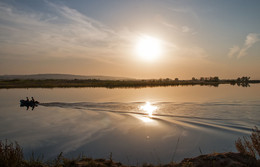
[
  {"left": 40, "top": 102, "right": 227, "bottom": 120},
  {"left": 39, "top": 101, "right": 259, "bottom": 134}
]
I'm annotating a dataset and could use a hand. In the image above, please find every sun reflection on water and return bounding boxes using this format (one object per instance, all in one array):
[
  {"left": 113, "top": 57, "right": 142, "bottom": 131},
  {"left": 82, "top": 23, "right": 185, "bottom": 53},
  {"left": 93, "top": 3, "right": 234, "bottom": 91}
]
[
  {"left": 139, "top": 101, "right": 157, "bottom": 117},
  {"left": 135, "top": 101, "right": 158, "bottom": 123},
  {"left": 138, "top": 116, "right": 154, "bottom": 123}
]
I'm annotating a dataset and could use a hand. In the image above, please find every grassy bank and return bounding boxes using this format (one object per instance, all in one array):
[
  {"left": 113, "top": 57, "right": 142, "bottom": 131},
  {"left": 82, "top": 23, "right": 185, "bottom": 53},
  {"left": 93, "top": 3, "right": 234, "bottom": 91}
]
[
  {"left": 1, "top": 127, "right": 259, "bottom": 167},
  {"left": 0, "top": 78, "right": 259, "bottom": 88}
]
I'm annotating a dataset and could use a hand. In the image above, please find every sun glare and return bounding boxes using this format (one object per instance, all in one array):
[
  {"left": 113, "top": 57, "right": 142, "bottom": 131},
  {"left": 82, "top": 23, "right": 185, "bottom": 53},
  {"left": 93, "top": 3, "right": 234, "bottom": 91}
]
[
  {"left": 139, "top": 101, "right": 157, "bottom": 117},
  {"left": 136, "top": 36, "right": 162, "bottom": 61}
]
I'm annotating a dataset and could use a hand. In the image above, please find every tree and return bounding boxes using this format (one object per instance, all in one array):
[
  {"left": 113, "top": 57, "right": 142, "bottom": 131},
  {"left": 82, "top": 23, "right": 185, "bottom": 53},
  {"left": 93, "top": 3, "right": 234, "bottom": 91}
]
[
  {"left": 238, "top": 76, "right": 250, "bottom": 83},
  {"left": 241, "top": 76, "right": 250, "bottom": 82},
  {"left": 165, "top": 78, "right": 171, "bottom": 81},
  {"left": 213, "top": 76, "right": 219, "bottom": 82}
]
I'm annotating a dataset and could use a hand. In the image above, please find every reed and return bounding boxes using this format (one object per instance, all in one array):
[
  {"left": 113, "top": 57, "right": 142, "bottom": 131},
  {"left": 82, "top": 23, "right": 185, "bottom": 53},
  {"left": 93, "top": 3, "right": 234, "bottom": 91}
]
[
  {"left": 235, "top": 126, "right": 260, "bottom": 159},
  {"left": 0, "top": 140, "right": 24, "bottom": 167}
]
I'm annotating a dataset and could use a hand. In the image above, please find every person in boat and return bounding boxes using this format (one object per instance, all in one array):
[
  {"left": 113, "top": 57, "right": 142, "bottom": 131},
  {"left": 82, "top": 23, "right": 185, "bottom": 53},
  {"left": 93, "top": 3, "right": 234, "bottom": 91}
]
[
  {"left": 31, "top": 97, "right": 35, "bottom": 103},
  {"left": 26, "top": 97, "right": 29, "bottom": 102}
]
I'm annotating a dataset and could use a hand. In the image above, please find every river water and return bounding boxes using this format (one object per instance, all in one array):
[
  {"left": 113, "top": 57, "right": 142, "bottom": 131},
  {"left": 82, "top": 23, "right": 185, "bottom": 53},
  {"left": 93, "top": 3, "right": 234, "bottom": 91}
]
[{"left": 0, "top": 85, "right": 260, "bottom": 164}]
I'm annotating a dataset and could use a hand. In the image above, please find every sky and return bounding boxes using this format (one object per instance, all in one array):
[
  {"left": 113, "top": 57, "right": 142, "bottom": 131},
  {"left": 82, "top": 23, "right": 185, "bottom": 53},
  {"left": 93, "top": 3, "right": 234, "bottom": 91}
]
[{"left": 0, "top": 0, "right": 260, "bottom": 79}]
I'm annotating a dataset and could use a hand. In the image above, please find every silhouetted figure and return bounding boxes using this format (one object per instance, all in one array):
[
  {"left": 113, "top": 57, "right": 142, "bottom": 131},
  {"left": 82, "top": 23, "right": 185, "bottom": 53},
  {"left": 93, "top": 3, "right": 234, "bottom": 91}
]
[{"left": 20, "top": 97, "right": 39, "bottom": 111}]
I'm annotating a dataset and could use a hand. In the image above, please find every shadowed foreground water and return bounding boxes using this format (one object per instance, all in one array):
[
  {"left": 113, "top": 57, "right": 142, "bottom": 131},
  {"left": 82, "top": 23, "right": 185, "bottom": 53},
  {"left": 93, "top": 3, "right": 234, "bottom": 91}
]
[{"left": 0, "top": 85, "right": 259, "bottom": 164}]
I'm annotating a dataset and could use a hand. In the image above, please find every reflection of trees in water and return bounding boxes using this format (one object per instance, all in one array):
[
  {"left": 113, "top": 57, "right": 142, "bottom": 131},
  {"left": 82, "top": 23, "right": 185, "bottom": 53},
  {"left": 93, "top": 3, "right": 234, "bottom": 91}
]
[
  {"left": 229, "top": 76, "right": 251, "bottom": 87},
  {"left": 237, "top": 82, "right": 250, "bottom": 87},
  {"left": 237, "top": 76, "right": 250, "bottom": 87}
]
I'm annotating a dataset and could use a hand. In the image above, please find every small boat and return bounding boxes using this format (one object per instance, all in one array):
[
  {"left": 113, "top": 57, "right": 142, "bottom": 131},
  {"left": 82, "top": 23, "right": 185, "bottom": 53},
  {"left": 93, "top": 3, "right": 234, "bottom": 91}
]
[{"left": 20, "top": 100, "right": 39, "bottom": 107}]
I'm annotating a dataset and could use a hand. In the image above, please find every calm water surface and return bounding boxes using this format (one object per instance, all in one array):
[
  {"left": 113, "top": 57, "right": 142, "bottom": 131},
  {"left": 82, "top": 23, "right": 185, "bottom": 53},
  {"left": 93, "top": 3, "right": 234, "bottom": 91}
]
[{"left": 0, "top": 85, "right": 260, "bottom": 164}]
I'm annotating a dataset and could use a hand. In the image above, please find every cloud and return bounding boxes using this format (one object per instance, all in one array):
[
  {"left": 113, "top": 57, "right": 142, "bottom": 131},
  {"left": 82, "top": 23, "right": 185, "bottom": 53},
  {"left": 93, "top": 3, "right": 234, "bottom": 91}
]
[
  {"left": 0, "top": 1, "right": 134, "bottom": 63},
  {"left": 228, "top": 33, "right": 260, "bottom": 58},
  {"left": 160, "top": 20, "right": 196, "bottom": 35},
  {"left": 228, "top": 45, "right": 240, "bottom": 58},
  {"left": 182, "top": 26, "right": 190, "bottom": 33},
  {"left": 183, "top": 46, "right": 208, "bottom": 58},
  {"left": 174, "top": 46, "right": 208, "bottom": 59},
  {"left": 160, "top": 20, "right": 179, "bottom": 32},
  {"left": 169, "top": 7, "right": 200, "bottom": 22},
  {"left": 156, "top": 14, "right": 196, "bottom": 34},
  {"left": 245, "top": 33, "right": 260, "bottom": 46}
]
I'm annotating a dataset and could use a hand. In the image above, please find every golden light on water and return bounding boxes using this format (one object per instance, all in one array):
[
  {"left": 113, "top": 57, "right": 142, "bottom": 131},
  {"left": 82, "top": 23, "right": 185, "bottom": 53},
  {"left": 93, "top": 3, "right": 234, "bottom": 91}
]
[
  {"left": 135, "top": 102, "right": 158, "bottom": 123},
  {"left": 139, "top": 101, "right": 157, "bottom": 117},
  {"left": 136, "top": 36, "right": 162, "bottom": 62},
  {"left": 138, "top": 116, "right": 154, "bottom": 123}
]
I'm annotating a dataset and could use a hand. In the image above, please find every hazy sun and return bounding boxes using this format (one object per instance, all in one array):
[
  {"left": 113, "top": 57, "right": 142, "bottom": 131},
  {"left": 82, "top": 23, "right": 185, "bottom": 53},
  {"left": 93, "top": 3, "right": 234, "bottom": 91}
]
[{"left": 136, "top": 36, "right": 162, "bottom": 61}]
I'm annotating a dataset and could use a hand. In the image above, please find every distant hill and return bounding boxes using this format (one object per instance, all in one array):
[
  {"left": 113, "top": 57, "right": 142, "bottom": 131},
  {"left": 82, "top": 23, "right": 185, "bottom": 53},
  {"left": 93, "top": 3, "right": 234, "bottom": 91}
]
[{"left": 0, "top": 74, "right": 134, "bottom": 80}]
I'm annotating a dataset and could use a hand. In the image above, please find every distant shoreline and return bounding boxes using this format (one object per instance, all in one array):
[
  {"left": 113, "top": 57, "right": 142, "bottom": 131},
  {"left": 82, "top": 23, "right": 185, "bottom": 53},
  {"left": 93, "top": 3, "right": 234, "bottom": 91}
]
[{"left": 0, "top": 79, "right": 259, "bottom": 89}]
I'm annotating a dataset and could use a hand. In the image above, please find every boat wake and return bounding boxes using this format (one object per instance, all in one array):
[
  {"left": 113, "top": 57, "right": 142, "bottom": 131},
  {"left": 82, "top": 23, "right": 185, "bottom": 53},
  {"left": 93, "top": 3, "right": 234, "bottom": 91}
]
[{"left": 39, "top": 101, "right": 260, "bottom": 135}]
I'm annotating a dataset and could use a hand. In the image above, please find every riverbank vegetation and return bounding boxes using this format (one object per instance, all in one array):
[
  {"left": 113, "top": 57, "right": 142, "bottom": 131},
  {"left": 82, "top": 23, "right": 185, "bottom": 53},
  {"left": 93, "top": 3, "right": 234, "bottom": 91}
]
[
  {"left": 0, "top": 76, "right": 259, "bottom": 88},
  {"left": 235, "top": 126, "right": 260, "bottom": 159},
  {"left": 1, "top": 127, "right": 259, "bottom": 167}
]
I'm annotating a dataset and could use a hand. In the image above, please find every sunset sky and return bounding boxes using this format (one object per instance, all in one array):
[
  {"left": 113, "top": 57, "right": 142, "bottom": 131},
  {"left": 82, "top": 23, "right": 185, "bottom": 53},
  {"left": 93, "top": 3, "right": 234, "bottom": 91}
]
[{"left": 0, "top": 0, "right": 260, "bottom": 79}]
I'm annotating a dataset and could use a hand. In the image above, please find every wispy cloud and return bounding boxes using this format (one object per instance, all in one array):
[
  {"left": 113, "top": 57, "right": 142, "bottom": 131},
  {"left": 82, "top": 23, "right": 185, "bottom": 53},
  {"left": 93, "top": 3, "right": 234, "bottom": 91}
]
[
  {"left": 160, "top": 20, "right": 179, "bottom": 32},
  {"left": 0, "top": 1, "right": 134, "bottom": 63},
  {"left": 160, "top": 19, "right": 196, "bottom": 35},
  {"left": 178, "top": 46, "right": 208, "bottom": 58},
  {"left": 182, "top": 26, "right": 191, "bottom": 33},
  {"left": 228, "top": 45, "right": 240, "bottom": 58},
  {"left": 228, "top": 33, "right": 260, "bottom": 58},
  {"left": 155, "top": 11, "right": 197, "bottom": 35},
  {"left": 169, "top": 7, "right": 200, "bottom": 22}
]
